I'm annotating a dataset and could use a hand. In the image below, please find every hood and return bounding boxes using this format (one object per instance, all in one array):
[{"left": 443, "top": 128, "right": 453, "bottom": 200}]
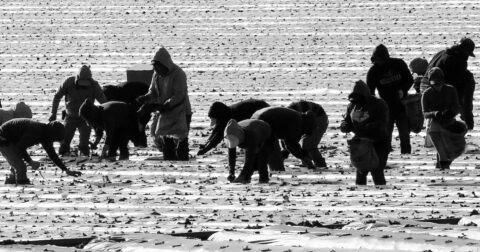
[
  {"left": 12, "top": 102, "right": 32, "bottom": 119},
  {"left": 75, "top": 65, "right": 94, "bottom": 86},
  {"left": 427, "top": 67, "right": 445, "bottom": 82},
  {"left": 224, "top": 119, "right": 245, "bottom": 147},
  {"left": 151, "top": 47, "right": 175, "bottom": 72},
  {"left": 349, "top": 80, "right": 371, "bottom": 98},
  {"left": 409, "top": 57, "right": 428, "bottom": 75},
  {"left": 459, "top": 37, "right": 475, "bottom": 57},
  {"left": 371, "top": 44, "right": 390, "bottom": 63},
  {"left": 46, "top": 121, "right": 65, "bottom": 142},
  {"left": 208, "top": 102, "right": 232, "bottom": 120}
]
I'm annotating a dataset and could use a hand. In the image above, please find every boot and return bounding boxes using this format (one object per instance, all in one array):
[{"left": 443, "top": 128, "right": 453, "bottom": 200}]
[
  {"left": 4, "top": 174, "right": 16, "bottom": 185},
  {"left": 162, "top": 137, "right": 177, "bottom": 160},
  {"left": 400, "top": 144, "right": 411, "bottom": 154},
  {"left": 176, "top": 138, "right": 189, "bottom": 161},
  {"left": 314, "top": 157, "right": 327, "bottom": 168}
]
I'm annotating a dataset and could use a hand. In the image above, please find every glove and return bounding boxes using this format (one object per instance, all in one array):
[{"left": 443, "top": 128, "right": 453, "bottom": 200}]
[
  {"left": 48, "top": 114, "right": 56, "bottom": 122},
  {"left": 66, "top": 170, "right": 82, "bottom": 177},
  {"left": 302, "top": 158, "right": 316, "bottom": 170},
  {"left": 340, "top": 121, "right": 352, "bottom": 133},
  {"left": 29, "top": 161, "right": 41, "bottom": 170},
  {"left": 197, "top": 148, "right": 207, "bottom": 156}
]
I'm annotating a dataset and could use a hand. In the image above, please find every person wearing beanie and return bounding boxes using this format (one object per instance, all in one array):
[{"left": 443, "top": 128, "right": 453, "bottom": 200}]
[
  {"left": 409, "top": 57, "right": 429, "bottom": 93},
  {"left": 251, "top": 106, "right": 317, "bottom": 170},
  {"left": 367, "top": 44, "right": 414, "bottom": 155},
  {"left": 0, "top": 101, "right": 33, "bottom": 125},
  {"left": 224, "top": 118, "right": 276, "bottom": 183},
  {"left": 285, "top": 100, "right": 329, "bottom": 168},
  {"left": 423, "top": 37, "right": 476, "bottom": 130},
  {"left": 0, "top": 118, "right": 82, "bottom": 185},
  {"left": 340, "top": 80, "right": 390, "bottom": 185},
  {"left": 136, "top": 47, "right": 192, "bottom": 161},
  {"left": 197, "top": 99, "right": 270, "bottom": 156},
  {"left": 50, "top": 65, "right": 107, "bottom": 157},
  {"left": 422, "top": 67, "right": 462, "bottom": 170}
]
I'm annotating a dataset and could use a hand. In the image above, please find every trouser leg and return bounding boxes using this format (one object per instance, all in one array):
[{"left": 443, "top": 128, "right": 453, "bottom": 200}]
[
  {"left": 396, "top": 110, "right": 411, "bottom": 154},
  {"left": 371, "top": 144, "right": 388, "bottom": 185},
  {"left": 60, "top": 116, "right": 77, "bottom": 155},
  {"left": 256, "top": 146, "right": 269, "bottom": 183},
  {"left": 267, "top": 137, "right": 285, "bottom": 171},
  {"left": 162, "top": 136, "right": 177, "bottom": 160},
  {"left": 460, "top": 77, "right": 475, "bottom": 130},
  {"left": 77, "top": 118, "right": 91, "bottom": 156},
  {"left": 355, "top": 169, "right": 368, "bottom": 185},
  {"left": 176, "top": 137, "right": 189, "bottom": 161},
  {"left": 1, "top": 145, "right": 29, "bottom": 184}
]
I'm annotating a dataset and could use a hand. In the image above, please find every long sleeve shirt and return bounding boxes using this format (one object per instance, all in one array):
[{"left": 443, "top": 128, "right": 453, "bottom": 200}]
[
  {"left": 422, "top": 85, "right": 461, "bottom": 122},
  {"left": 0, "top": 119, "right": 67, "bottom": 171}
]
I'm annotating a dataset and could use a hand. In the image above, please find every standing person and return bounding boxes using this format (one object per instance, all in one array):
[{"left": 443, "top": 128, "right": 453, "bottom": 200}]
[
  {"left": 49, "top": 65, "right": 107, "bottom": 156},
  {"left": 0, "top": 119, "right": 82, "bottom": 185},
  {"left": 251, "top": 106, "right": 317, "bottom": 170},
  {"left": 367, "top": 44, "right": 414, "bottom": 154},
  {"left": 340, "top": 80, "right": 389, "bottom": 185},
  {"left": 197, "top": 99, "right": 269, "bottom": 156},
  {"left": 223, "top": 119, "right": 279, "bottom": 183},
  {"left": 0, "top": 102, "right": 32, "bottom": 125},
  {"left": 285, "top": 100, "right": 329, "bottom": 168},
  {"left": 137, "top": 47, "right": 192, "bottom": 161},
  {"left": 424, "top": 37, "right": 476, "bottom": 130},
  {"left": 422, "top": 67, "right": 464, "bottom": 170}
]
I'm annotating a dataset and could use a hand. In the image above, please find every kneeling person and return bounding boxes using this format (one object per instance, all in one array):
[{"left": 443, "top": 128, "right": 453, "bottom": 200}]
[
  {"left": 79, "top": 99, "right": 141, "bottom": 161},
  {"left": 0, "top": 119, "right": 81, "bottom": 184},
  {"left": 224, "top": 119, "right": 278, "bottom": 183}
]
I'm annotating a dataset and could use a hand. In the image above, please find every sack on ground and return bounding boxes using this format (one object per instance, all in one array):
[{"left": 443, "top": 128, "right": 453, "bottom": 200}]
[
  {"left": 428, "top": 120, "right": 467, "bottom": 160},
  {"left": 348, "top": 137, "right": 379, "bottom": 172},
  {"left": 401, "top": 94, "right": 424, "bottom": 133}
]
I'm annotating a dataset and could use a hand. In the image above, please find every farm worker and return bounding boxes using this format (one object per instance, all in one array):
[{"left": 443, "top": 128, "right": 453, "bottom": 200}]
[
  {"left": 49, "top": 65, "right": 107, "bottom": 157},
  {"left": 251, "top": 106, "right": 317, "bottom": 170},
  {"left": 0, "top": 102, "right": 32, "bottom": 125},
  {"left": 224, "top": 119, "right": 279, "bottom": 183},
  {"left": 340, "top": 80, "right": 390, "bottom": 185},
  {"left": 197, "top": 99, "right": 269, "bottom": 156},
  {"left": 422, "top": 67, "right": 464, "bottom": 170},
  {"left": 137, "top": 47, "right": 192, "bottom": 161},
  {"left": 409, "top": 57, "right": 429, "bottom": 93},
  {"left": 424, "top": 37, "right": 476, "bottom": 130},
  {"left": 367, "top": 44, "right": 414, "bottom": 154},
  {"left": 0, "top": 119, "right": 82, "bottom": 185},
  {"left": 283, "top": 100, "right": 329, "bottom": 168}
]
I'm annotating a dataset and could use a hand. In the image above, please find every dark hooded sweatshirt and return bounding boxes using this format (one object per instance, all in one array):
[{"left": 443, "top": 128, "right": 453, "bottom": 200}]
[
  {"left": 367, "top": 45, "right": 413, "bottom": 112},
  {"left": 287, "top": 100, "right": 327, "bottom": 119},
  {"left": 426, "top": 45, "right": 472, "bottom": 91},
  {"left": 340, "top": 82, "right": 389, "bottom": 144},
  {"left": 200, "top": 99, "right": 269, "bottom": 154},
  {"left": 251, "top": 106, "right": 315, "bottom": 160},
  {"left": 0, "top": 118, "right": 68, "bottom": 171}
]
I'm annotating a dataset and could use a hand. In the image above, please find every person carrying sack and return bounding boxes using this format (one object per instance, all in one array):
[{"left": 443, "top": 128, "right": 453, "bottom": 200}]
[
  {"left": 340, "top": 80, "right": 390, "bottom": 185},
  {"left": 422, "top": 67, "right": 465, "bottom": 170}
]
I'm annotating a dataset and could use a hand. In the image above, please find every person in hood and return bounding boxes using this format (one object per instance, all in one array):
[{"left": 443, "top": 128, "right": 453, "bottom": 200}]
[
  {"left": 50, "top": 65, "right": 107, "bottom": 156},
  {"left": 424, "top": 37, "right": 476, "bottom": 130},
  {"left": 251, "top": 106, "right": 317, "bottom": 170},
  {"left": 367, "top": 44, "right": 414, "bottom": 154},
  {"left": 197, "top": 99, "right": 269, "bottom": 156},
  {"left": 0, "top": 119, "right": 82, "bottom": 185},
  {"left": 284, "top": 100, "right": 329, "bottom": 168},
  {"left": 224, "top": 119, "right": 276, "bottom": 183},
  {"left": 422, "top": 67, "right": 462, "bottom": 170},
  {"left": 0, "top": 102, "right": 33, "bottom": 125},
  {"left": 137, "top": 47, "right": 192, "bottom": 160},
  {"left": 409, "top": 57, "right": 429, "bottom": 93},
  {"left": 340, "top": 80, "right": 389, "bottom": 185}
]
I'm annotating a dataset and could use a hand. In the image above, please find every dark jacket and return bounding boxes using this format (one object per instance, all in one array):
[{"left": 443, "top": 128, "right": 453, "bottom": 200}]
[
  {"left": 228, "top": 119, "right": 271, "bottom": 171},
  {"left": 251, "top": 106, "right": 315, "bottom": 160},
  {"left": 422, "top": 85, "right": 461, "bottom": 124},
  {"left": 52, "top": 76, "right": 107, "bottom": 118},
  {"left": 0, "top": 119, "right": 67, "bottom": 171},
  {"left": 426, "top": 45, "right": 472, "bottom": 91},
  {"left": 287, "top": 100, "right": 327, "bottom": 119},
  {"left": 340, "top": 81, "right": 389, "bottom": 144},
  {"left": 199, "top": 99, "right": 269, "bottom": 154},
  {"left": 367, "top": 47, "right": 413, "bottom": 111}
]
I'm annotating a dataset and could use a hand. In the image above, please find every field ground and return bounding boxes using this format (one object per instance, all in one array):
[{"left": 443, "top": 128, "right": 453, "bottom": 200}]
[{"left": 1, "top": 0, "right": 480, "bottom": 251}]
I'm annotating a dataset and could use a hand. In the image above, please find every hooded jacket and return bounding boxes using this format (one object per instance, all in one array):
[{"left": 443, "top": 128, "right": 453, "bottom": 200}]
[
  {"left": 0, "top": 102, "right": 33, "bottom": 125},
  {"left": 143, "top": 47, "right": 192, "bottom": 138},
  {"left": 251, "top": 106, "right": 315, "bottom": 160},
  {"left": 340, "top": 81, "right": 389, "bottom": 143},
  {"left": 199, "top": 99, "right": 269, "bottom": 154},
  {"left": 367, "top": 45, "right": 414, "bottom": 111},
  {"left": 426, "top": 45, "right": 473, "bottom": 91},
  {"left": 51, "top": 65, "right": 107, "bottom": 118}
]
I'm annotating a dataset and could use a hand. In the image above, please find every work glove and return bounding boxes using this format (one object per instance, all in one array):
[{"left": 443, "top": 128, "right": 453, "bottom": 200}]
[
  {"left": 197, "top": 148, "right": 207, "bottom": 156},
  {"left": 340, "top": 121, "right": 352, "bottom": 133}
]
